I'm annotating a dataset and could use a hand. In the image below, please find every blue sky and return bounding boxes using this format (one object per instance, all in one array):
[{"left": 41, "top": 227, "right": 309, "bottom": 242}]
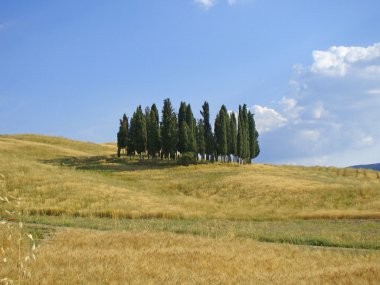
[{"left": 1, "top": 0, "right": 379, "bottom": 166}]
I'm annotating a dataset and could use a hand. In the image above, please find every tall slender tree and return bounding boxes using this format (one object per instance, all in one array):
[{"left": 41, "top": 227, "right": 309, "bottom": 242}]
[
  {"left": 127, "top": 112, "right": 136, "bottom": 157},
  {"left": 214, "top": 105, "right": 228, "bottom": 161},
  {"left": 177, "top": 102, "right": 189, "bottom": 153},
  {"left": 197, "top": 119, "right": 206, "bottom": 160},
  {"left": 228, "top": 112, "right": 237, "bottom": 161},
  {"left": 237, "top": 104, "right": 250, "bottom": 163},
  {"left": 131, "top": 106, "right": 147, "bottom": 157},
  {"left": 242, "top": 104, "right": 250, "bottom": 162},
  {"left": 147, "top": 103, "right": 161, "bottom": 158},
  {"left": 186, "top": 104, "right": 197, "bottom": 153},
  {"left": 117, "top": 114, "right": 128, "bottom": 157},
  {"left": 237, "top": 105, "right": 243, "bottom": 162},
  {"left": 161, "top": 98, "right": 177, "bottom": 159},
  {"left": 201, "top": 101, "right": 214, "bottom": 160},
  {"left": 248, "top": 110, "right": 260, "bottom": 160}
]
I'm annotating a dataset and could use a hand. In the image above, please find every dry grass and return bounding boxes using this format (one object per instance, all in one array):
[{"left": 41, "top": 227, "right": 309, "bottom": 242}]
[
  {"left": 1, "top": 134, "right": 380, "bottom": 284},
  {"left": 1, "top": 135, "right": 379, "bottom": 221},
  {"left": 20, "top": 228, "right": 380, "bottom": 285}
]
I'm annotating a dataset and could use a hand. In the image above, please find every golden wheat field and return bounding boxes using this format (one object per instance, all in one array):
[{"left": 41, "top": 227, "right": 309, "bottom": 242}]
[{"left": 1, "top": 134, "right": 380, "bottom": 284}]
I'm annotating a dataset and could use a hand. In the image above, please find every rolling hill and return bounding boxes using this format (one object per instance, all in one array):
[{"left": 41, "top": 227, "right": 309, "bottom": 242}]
[{"left": 1, "top": 134, "right": 379, "bottom": 284}]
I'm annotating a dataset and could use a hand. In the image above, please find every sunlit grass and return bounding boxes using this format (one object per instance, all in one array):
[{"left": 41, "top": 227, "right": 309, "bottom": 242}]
[{"left": 1, "top": 134, "right": 380, "bottom": 283}]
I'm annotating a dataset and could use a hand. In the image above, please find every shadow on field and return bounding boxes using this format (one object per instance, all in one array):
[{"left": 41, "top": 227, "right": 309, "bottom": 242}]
[{"left": 42, "top": 155, "right": 179, "bottom": 172}]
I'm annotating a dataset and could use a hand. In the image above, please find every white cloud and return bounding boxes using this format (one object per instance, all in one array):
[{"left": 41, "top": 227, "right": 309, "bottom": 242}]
[
  {"left": 311, "top": 42, "right": 380, "bottom": 77},
  {"left": 280, "top": 96, "right": 303, "bottom": 121},
  {"left": 252, "top": 105, "right": 287, "bottom": 133},
  {"left": 312, "top": 102, "right": 325, "bottom": 119},
  {"left": 298, "top": 130, "right": 320, "bottom": 142},
  {"left": 257, "top": 42, "right": 380, "bottom": 167},
  {"left": 194, "top": 0, "right": 216, "bottom": 8}
]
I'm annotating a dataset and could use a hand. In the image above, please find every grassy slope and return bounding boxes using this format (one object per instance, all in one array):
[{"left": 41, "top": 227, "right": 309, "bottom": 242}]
[{"left": 1, "top": 134, "right": 380, "bottom": 283}]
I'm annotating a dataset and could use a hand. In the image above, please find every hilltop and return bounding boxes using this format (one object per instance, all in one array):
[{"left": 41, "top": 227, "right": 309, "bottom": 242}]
[{"left": 351, "top": 163, "right": 380, "bottom": 172}]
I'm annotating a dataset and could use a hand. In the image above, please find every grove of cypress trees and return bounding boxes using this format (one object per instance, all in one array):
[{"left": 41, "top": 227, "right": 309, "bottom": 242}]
[
  {"left": 118, "top": 99, "right": 260, "bottom": 163},
  {"left": 161, "top": 98, "right": 177, "bottom": 159}
]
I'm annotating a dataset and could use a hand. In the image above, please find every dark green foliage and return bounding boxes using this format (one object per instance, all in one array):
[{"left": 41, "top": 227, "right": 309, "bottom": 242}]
[
  {"left": 214, "top": 105, "right": 229, "bottom": 158},
  {"left": 237, "top": 105, "right": 243, "bottom": 160},
  {"left": 127, "top": 116, "right": 135, "bottom": 156},
  {"left": 228, "top": 112, "right": 237, "bottom": 158},
  {"left": 117, "top": 114, "right": 128, "bottom": 157},
  {"left": 237, "top": 105, "right": 250, "bottom": 162},
  {"left": 161, "top": 98, "right": 177, "bottom": 159},
  {"left": 131, "top": 106, "right": 147, "bottom": 155},
  {"left": 248, "top": 110, "right": 260, "bottom": 160},
  {"left": 197, "top": 119, "right": 206, "bottom": 159},
  {"left": 118, "top": 99, "right": 260, "bottom": 163},
  {"left": 200, "top": 101, "right": 214, "bottom": 159},
  {"left": 147, "top": 104, "right": 161, "bottom": 158},
  {"left": 178, "top": 152, "right": 197, "bottom": 166},
  {"left": 177, "top": 102, "right": 189, "bottom": 153},
  {"left": 186, "top": 104, "right": 197, "bottom": 153},
  {"left": 242, "top": 104, "right": 250, "bottom": 161}
]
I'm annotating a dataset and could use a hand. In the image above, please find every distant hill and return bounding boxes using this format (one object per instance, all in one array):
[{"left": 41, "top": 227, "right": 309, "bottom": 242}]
[{"left": 350, "top": 163, "right": 380, "bottom": 171}]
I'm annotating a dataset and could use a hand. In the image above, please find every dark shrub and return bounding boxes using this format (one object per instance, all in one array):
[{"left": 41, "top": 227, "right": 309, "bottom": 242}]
[{"left": 178, "top": 152, "right": 197, "bottom": 166}]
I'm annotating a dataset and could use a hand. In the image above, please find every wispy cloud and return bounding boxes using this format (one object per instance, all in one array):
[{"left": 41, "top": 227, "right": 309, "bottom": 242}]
[
  {"left": 194, "top": 0, "right": 244, "bottom": 9},
  {"left": 194, "top": 0, "right": 216, "bottom": 9},
  {"left": 0, "top": 22, "right": 9, "bottom": 31}
]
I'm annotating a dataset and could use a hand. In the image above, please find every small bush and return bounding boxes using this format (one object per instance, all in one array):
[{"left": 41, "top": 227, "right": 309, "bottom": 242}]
[{"left": 178, "top": 152, "right": 197, "bottom": 166}]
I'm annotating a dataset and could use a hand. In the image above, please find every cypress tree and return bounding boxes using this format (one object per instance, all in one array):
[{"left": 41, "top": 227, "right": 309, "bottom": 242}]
[
  {"left": 133, "top": 106, "right": 147, "bottom": 157},
  {"left": 147, "top": 103, "right": 161, "bottom": 158},
  {"left": 200, "top": 101, "right": 214, "bottom": 160},
  {"left": 197, "top": 119, "right": 206, "bottom": 160},
  {"left": 228, "top": 112, "right": 237, "bottom": 161},
  {"left": 161, "top": 98, "right": 177, "bottom": 159},
  {"left": 254, "top": 130, "right": 260, "bottom": 159},
  {"left": 248, "top": 110, "right": 260, "bottom": 160},
  {"left": 177, "top": 102, "right": 189, "bottom": 153},
  {"left": 214, "top": 112, "right": 221, "bottom": 158},
  {"left": 186, "top": 104, "right": 197, "bottom": 153},
  {"left": 242, "top": 104, "right": 250, "bottom": 162},
  {"left": 220, "top": 105, "right": 228, "bottom": 159},
  {"left": 117, "top": 113, "right": 128, "bottom": 157},
  {"left": 127, "top": 112, "right": 136, "bottom": 157},
  {"left": 214, "top": 105, "right": 228, "bottom": 161},
  {"left": 237, "top": 105, "right": 243, "bottom": 162}
]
